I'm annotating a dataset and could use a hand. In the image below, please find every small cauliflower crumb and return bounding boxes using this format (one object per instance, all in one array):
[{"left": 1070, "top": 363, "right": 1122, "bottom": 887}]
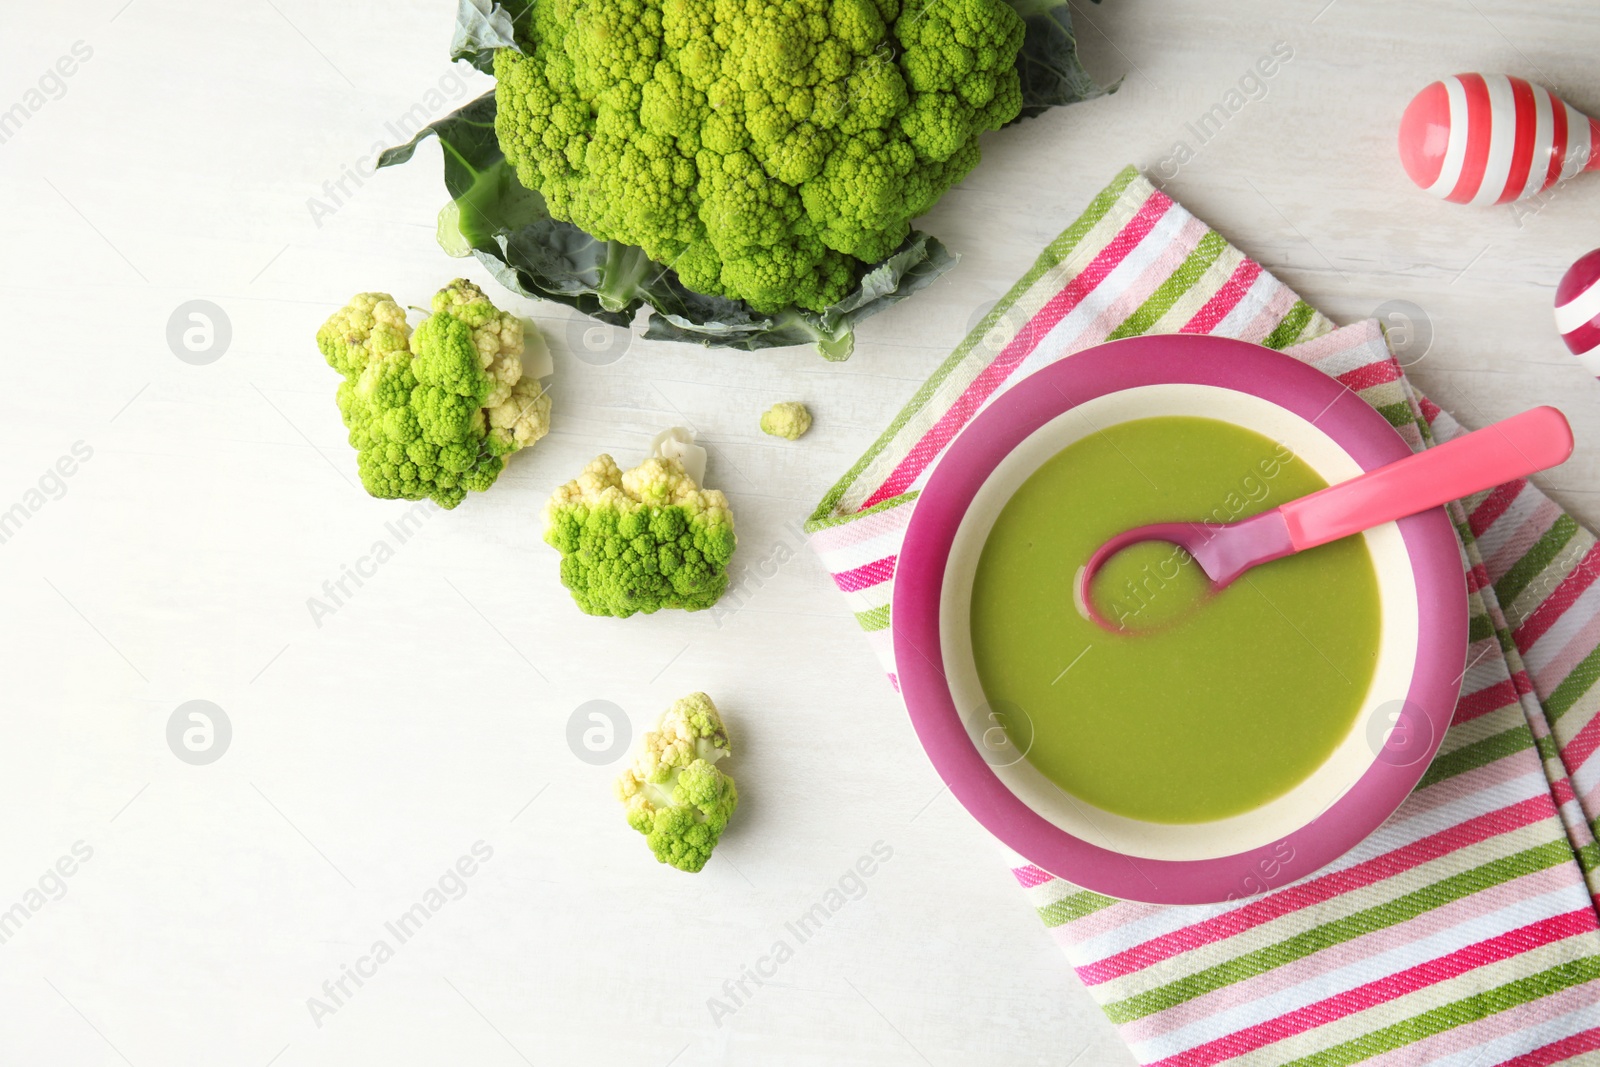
[{"left": 760, "top": 401, "right": 812, "bottom": 441}]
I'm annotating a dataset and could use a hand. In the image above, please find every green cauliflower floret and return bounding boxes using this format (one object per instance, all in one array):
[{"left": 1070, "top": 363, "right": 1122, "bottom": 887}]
[
  {"left": 615, "top": 692, "right": 738, "bottom": 873},
  {"left": 759, "top": 401, "right": 812, "bottom": 440},
  {"left": 543, "top": 451, "right": 736, "bottom": 616},
  {"left": 317, "top": 281, "right": 551, "bottom": 509},
  {"left": 494, "top": 0, "right": 1024, "bottom": 313}
]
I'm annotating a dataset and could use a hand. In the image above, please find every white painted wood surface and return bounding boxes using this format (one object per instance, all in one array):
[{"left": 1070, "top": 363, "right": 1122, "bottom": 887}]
[{"left": 0, "top": 1, "right": 1595, "bottom": 1063}]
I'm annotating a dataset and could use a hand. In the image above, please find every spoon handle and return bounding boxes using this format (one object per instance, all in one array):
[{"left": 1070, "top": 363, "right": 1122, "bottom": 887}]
[{"left": 1279, "top": 406, "right": 1574, "bottom": 551}]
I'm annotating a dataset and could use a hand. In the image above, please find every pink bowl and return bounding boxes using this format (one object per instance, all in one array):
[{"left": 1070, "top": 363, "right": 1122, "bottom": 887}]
[{"left": 892, "top": 335, "right": 1468, "bottom": 905}]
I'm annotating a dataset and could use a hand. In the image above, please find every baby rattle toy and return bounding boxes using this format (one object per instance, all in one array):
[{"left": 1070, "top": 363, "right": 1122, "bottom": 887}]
[{"left": 1400, "top": 73, "right": 1598, "bottom": 204}]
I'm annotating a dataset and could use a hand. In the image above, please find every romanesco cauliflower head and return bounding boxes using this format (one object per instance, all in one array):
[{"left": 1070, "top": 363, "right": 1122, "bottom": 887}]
[
  {"left": 615, "top": 692, "right": 738, "bottom": 873},
  {"left": 759, "top": 401, "right": 812, "bottom": 440},
  {"left": 543, "top": 452, "right": 736, "bottom": 616},
  {"left": 493, "top": 0, "right": 1024, "bottom": 313},
  {"left": 317, "top": 281, "right": 551, "bottom": 509}
]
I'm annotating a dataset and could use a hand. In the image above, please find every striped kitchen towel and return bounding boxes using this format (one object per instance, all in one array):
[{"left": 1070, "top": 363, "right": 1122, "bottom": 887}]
[{"left": 807, "top": 165, "right": 1600, "bottom": 1064}]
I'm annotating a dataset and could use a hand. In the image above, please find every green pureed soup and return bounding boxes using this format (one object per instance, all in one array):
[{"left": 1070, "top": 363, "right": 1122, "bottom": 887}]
[{"left": 969, "top": 416, "right": 1382, "bottom": 824}]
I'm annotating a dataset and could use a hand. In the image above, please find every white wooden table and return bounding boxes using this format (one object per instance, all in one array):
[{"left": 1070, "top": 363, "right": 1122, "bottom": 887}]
[{"left": 0, "top": 1, "right": 1595, "bottom": 1063}]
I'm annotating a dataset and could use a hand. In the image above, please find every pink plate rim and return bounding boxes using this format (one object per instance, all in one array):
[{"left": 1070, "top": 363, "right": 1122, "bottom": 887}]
[{"left": 891, "top": 334, "right": 1468, "bottom": 906}]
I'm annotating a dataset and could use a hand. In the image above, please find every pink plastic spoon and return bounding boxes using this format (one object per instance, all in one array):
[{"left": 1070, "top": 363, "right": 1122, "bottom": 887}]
[{"left": 1076, "top": 406, "right": 1575, "bottom": 631}]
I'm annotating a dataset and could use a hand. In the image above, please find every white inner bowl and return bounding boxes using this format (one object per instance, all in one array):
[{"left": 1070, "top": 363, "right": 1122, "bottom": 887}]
[{"left": 939, "top": 384, "right": 1420, "bottom": 863}]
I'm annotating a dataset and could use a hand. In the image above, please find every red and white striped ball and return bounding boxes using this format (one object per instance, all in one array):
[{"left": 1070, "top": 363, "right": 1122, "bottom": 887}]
[
  {"left": 1556, "top": 248, "right": 1600, "bottom": 378},
  {"left": 1399, "top": 73, "right": 1599, "bottom": 205}
]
